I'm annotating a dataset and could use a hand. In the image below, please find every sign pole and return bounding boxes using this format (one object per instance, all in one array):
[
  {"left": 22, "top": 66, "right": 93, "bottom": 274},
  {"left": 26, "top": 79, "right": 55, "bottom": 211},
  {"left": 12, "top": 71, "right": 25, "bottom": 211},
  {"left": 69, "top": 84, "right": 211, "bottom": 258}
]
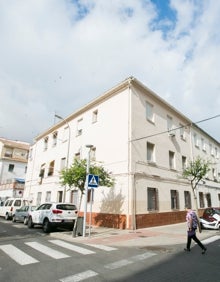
[{"left": 89, "top": 188, "right": 93, "bottom": 238}]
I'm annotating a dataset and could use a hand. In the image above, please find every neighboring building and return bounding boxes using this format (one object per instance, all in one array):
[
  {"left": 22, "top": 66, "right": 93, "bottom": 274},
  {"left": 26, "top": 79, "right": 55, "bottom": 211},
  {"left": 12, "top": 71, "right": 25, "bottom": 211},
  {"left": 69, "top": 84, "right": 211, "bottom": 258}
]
[
  {"left": 24, "top": 77, "right": 220, "bottom": 229},
  {"left": 0, "top": 138, "right": 30, "bottom": 200}
]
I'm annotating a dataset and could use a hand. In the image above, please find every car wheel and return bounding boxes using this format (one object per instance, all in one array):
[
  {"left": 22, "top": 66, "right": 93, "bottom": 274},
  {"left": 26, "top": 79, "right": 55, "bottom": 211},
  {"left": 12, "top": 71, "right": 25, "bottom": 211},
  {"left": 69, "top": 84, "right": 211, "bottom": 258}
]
[
  {"left": 24, "top": 217, "right": 28, "bottom": 225},
  {"left": 5, "top": 213, "right": 10, "bottom": 220},
  {"left": 28, "top": 217, "right": 34, "bottom": 228},
  {"left": 12, "top": 215, "right": 16, "bottom": 222},
  {"left": 42, "top": 219, "right": 51, "bottom": 233}
]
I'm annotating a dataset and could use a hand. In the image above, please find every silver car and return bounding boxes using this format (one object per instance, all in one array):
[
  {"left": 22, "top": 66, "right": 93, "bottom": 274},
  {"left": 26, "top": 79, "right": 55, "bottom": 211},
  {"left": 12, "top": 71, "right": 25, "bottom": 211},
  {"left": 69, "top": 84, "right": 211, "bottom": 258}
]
[{"left": 12, "top": 205, "right": 36, "bottom": 225}]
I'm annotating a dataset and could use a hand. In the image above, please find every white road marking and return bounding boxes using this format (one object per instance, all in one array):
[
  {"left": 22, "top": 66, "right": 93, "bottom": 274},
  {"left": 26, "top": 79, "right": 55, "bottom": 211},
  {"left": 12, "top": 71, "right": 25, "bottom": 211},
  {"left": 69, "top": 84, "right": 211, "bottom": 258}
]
[
  {"left": 201, "top": 235, "right": 220, "bottom": 245},
  {"left": 105, "top": 258, "right": 133, "bottom": 269},
  {"left": 84, "top": 244, "right": 117, "bottom": 251},
  {"left": 25, "top": 241, "right": 70, "bottom": 259},
  {"left": 49, "top": 240, "right": 95, "bottom": 255},
  {"left": 12, "top": 224, "right": 25, "bottom": 228},
  {"left": 59, "top": 270, "right": 98, "bottom": 282},
  {"left": 0, "top": 244, "right": 39, "bottom": 265},
  {"left": 105, "top": 251, "right": 156, "bottom": 270}
]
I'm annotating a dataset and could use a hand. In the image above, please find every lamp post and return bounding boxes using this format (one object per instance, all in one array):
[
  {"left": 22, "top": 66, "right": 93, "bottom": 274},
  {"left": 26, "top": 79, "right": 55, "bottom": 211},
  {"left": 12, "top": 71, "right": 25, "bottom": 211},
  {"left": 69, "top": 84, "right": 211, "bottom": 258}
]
[
  {"left": 55, "top": 114, "right": 70, "bottom": 202},
  {"left": 83, "top": 144, "right": 93, "bottom": 237}
]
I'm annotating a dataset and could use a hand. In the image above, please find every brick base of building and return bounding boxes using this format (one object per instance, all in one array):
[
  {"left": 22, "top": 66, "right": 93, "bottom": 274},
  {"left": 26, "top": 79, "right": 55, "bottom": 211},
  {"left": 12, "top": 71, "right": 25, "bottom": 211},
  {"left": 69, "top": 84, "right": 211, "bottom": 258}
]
[{"left": 80, "top": 209, "right": 203, "bottom": 230}]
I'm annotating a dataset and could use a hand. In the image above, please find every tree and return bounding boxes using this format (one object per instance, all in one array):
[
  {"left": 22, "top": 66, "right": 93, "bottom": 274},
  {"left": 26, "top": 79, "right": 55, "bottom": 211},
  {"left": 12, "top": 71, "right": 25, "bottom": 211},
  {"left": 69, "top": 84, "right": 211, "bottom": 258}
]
[
  {"left": 60, "top": 158, "right": 114, "bottom": 225},
  {"left": 182, "top": 156, "right": 210, "bottom": 222}
]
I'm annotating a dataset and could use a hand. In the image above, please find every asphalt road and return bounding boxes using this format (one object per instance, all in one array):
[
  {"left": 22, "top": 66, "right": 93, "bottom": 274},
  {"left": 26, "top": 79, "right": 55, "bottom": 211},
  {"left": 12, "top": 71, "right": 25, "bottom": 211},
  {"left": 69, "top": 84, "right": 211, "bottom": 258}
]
[{"left": 0, "top": 218, "right": 219, "bottom": 282}]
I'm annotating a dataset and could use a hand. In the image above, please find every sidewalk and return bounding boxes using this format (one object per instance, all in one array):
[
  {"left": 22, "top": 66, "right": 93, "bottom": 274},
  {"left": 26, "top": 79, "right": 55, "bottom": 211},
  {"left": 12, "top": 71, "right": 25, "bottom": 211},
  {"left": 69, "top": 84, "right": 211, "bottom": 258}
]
[{"left": 50, "top": 222, "right": 219, "bottom": 248}]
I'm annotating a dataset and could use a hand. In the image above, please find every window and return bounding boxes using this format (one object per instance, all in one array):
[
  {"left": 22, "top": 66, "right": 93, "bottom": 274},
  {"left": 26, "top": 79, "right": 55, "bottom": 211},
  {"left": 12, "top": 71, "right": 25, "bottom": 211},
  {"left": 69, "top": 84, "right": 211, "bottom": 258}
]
[
  {"left": 48, "top": 160, "right": 55, "bottom": 176},
  {"left": 57, "top": 191, "right": 63, "bottom": 202},
  {"left": 170, "top": 190, "right": 179, "bottom": 209},
  {"left": 182, "top": 156, "right": 187, "bottom": 170},
  {"left": 39, "top": 163, "right": 45, "bottom": 184},
  {"left": 92, "top": 110, "right": 98, "bottom": 123},
  {"left": 210, "top": 144, "right": 214, "bottom": 156},
  {"left": 184, "top": 191, "right": 191, "bottom": 208},
  {"left": 218, "top": 194, "right": 220, "bottom": 205},
  {"left": 52, "top": 131, "right": 58, "bottom": 146},
  {"left": 14, "top": 199, "right": 21, "bottom": 206},
  {"left": 63, "top": 126, "right": 69, "bottom": 142},
  {"left": 199, "top": 192, "right": 205, "bottom": 208},
  {"left": 179, "top": 124, "right": 185, "bottom": 140},
  {"left": 60, "top": 157, "right": 66, "bottom": 170},
  {"left": 201, "top": 138, "right": 206, "bottom": 151},
  {"left": 36, "top": 192, "right": 42, "bottom": 206},
  {"left": 4, "top": 148, "right": 13, "bottom": 158},
  {"left": 71, "top": 190, "right": 79, "bottom": 206},
  {"left": 206, "top": 193, "right": 212, "bottom": 207},
  {"left": 193, "top": 133, "right": 199, "bottom": 147},
  {"left": 169, "top": 151, "right": 175, "bottom": 169},
  {"left": 212, "top": 168, "right": 216, "bottom": 179},
  {"left": 167, "top": 115, "right": 173, "bottom": 131},
  {"left": 215, "top": 147, "right": 219, "bottom": 159},
  {"left": 147, "top": 187, "right": 158, "bottom": 211},
  {"left": 44, "top": 137, "right": 49, "bottom": 151},
  {"left": 74, "top": 152, "right": 80, "bottom": 160},
  {"left": 8, "top": 164, "right": 14, "bottom": 172},
  {"left": 77, "top": 118, "right": 83, "bottom": 136},
  {"left": 146, "top": 102, "right": 154, "bottom": 123},
  {"left": 147, "top": 142, "right": 155, "bottom": 163},
  {"left": 45, "top": 191, "right": 51, "bottom": 202}
]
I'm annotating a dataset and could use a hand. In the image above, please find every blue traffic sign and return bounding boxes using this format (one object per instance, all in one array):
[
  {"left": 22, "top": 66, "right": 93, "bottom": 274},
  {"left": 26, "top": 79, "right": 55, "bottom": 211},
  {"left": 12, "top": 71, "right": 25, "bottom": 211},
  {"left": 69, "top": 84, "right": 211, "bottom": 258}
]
[{"left": 88, "top": 174, "right": 99, "bottom": 188}]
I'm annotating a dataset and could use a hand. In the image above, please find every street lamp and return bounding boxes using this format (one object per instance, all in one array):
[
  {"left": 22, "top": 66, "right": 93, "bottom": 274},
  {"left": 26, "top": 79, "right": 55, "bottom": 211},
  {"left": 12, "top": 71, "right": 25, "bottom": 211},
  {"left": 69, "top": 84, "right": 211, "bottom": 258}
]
[
  {"left": 55, "top": 114, "right": 71, "bottom": 202},
  {"left": 83, "top": 144, "right": 94, "bottom": 237}
]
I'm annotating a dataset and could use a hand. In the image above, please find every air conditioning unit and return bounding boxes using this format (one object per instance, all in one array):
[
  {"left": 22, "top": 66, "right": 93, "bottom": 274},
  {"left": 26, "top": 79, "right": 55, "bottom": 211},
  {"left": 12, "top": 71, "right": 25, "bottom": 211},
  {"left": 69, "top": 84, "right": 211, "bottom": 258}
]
[{"left": 168, "top": 131, "right": 176, "bottom": 137}]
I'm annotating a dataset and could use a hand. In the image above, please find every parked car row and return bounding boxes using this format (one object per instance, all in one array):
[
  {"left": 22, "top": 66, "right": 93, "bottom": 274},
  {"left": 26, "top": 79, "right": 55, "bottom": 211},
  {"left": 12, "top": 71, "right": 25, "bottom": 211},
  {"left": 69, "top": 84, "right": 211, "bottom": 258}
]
[
  {"left": 0, "top": 197, "right": 29, "bottom": 220},
  {"left": 0, "top": 198, "right": 78, "bottom": 233}
]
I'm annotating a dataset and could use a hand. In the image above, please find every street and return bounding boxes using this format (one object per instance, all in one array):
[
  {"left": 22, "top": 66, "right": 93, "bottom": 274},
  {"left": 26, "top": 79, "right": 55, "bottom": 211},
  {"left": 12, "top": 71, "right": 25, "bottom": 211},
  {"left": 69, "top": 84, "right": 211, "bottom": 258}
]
[{"left": 0, "top": 218, "right": 220, "bottom": 281}]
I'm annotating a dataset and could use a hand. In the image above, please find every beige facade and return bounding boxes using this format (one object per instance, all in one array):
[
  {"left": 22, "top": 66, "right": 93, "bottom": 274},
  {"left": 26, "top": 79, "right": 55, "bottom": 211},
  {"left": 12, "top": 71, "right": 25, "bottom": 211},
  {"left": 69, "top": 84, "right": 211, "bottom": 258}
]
[
  {"left": 0, "top": 138, "right": 30, "bottom": 199},
  {"left": 24, "top": 77, "right": 220, "bottom": 229}
]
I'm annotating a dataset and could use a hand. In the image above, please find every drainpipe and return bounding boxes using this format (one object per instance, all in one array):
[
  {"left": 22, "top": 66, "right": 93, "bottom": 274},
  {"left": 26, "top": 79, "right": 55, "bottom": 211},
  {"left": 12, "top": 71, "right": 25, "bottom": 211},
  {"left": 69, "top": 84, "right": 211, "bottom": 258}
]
[{"left": 127, "top": 77, "right": 136, "bottom": 230}]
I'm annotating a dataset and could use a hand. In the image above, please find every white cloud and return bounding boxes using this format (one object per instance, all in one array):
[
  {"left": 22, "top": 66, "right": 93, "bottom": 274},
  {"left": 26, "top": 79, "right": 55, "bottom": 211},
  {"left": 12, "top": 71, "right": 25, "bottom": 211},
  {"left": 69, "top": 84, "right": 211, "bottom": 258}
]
[{"left": 0, "top": 0, "right": 220, "bottom": 142}]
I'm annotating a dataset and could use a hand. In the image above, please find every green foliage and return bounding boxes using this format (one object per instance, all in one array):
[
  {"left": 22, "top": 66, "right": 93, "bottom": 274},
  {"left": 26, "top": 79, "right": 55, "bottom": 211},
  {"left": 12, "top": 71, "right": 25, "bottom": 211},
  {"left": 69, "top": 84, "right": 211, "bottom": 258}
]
[
  {"left": 183, "top": 156, "right": 210, "bottom": 190},
  {"left": 60, "top": 158, "right": 114, "bottom": 194}
]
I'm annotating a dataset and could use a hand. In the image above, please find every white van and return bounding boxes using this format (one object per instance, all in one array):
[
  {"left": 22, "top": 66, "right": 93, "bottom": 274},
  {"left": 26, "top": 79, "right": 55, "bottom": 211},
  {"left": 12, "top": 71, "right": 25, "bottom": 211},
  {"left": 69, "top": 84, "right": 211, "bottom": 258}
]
[{"left": 0, "top": 198, "right": 29, "bottom": 220}]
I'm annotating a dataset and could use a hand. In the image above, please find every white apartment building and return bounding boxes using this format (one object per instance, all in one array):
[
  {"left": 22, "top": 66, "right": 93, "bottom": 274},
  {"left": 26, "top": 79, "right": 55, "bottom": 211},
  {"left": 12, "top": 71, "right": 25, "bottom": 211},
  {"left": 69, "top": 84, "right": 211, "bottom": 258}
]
[
  {"left": 24, "top": 77, "right": 220, "bottom": 229},
  {"left": 0, "top": 138, "right": 30, "bottom": 200}
]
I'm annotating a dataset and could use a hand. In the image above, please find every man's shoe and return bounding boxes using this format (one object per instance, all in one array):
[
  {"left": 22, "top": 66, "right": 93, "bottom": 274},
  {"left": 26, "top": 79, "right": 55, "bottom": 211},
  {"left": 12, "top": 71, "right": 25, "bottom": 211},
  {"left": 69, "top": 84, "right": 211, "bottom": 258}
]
[
  {"left": 202, "top": 247, "right": 207, "bottom": 254},
  {"left": 184, "top": 248, "right": 190, "bottom": 252}
]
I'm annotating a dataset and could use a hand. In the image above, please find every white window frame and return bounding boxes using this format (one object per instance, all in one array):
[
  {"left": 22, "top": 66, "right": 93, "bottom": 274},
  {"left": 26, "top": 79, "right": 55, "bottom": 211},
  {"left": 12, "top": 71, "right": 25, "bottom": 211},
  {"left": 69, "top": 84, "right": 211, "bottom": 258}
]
[{"left": 146, "top": 102, "right": 154, "bottom": 123}]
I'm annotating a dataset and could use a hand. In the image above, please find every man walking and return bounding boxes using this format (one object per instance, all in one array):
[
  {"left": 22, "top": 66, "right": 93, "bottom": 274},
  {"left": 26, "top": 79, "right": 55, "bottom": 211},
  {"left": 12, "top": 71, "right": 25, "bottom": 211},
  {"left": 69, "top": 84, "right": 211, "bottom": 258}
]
[{"left": 184, "top": 205, "right": 207, "bottom": 254}]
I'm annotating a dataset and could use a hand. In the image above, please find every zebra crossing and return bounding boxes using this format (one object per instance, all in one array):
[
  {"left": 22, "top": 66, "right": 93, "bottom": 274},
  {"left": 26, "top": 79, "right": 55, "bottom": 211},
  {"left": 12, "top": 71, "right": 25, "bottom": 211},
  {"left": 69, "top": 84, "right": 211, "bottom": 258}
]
[
  {"left": 0, "top": 239, "right": 157, "bottom": 281},
  {"left": 0, "top": 239, "right": 118, "bottom": 266}
]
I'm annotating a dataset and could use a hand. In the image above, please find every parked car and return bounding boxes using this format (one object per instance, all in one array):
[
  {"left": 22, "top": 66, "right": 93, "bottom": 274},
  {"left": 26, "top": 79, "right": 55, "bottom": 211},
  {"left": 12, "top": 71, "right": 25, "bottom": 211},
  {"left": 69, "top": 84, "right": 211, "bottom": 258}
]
[
  {"left": 27, "top": 202, "right": 78, "bottom": 233},
  {"left": 12, "top": 205, "right": 36, "bottom": 225},
  {"left": 200, "top": 207, "right": 220, "bottom": 230},
  {"left": 0, "top": 198, "right": 29, "bottom": 220}
]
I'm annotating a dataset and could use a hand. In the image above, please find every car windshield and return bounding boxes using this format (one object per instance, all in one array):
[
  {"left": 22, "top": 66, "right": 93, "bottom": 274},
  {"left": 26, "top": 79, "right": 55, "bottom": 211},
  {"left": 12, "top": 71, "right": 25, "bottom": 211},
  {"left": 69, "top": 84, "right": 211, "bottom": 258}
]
[
  {"left": 213, "top": 209, "right": 220, "bottom": 215},
  {"left": 56, "top": 204, "right": 77, "bottom": 210}
]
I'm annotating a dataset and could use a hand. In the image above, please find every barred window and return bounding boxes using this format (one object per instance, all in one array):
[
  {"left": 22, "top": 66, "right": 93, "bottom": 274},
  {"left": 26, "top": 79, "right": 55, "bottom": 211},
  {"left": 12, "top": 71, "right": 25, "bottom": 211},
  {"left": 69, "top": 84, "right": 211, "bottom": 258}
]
[
  {"left": 171, "top": 190, "right": 179, "bottom": 209},
  {"left": 147, "top": 187, "right": 159, "bottom": 211}
]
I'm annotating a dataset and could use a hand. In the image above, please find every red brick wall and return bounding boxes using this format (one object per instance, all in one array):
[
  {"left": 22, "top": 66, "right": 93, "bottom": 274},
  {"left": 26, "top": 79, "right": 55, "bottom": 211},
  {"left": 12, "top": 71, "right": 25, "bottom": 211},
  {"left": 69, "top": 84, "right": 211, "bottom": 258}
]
[
  {"left": 79, "top": 209, "right": 204, "bottom": 230},
  {"left": 136, "top": 211, "right": 186, "bottom": 229}
]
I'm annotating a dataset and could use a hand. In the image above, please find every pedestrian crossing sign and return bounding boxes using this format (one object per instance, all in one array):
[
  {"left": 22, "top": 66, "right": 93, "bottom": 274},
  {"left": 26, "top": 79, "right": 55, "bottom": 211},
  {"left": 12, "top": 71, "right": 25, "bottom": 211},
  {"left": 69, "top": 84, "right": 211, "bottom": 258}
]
[{"left": 88, "top": 174, "right": 99, "bottom": 188}]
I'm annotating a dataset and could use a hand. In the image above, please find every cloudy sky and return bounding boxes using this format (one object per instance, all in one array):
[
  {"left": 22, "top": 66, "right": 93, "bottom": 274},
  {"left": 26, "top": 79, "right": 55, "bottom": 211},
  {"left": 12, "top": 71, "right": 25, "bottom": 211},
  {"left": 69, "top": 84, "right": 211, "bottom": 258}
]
[{"left": 0, "top": 0, "right": 220, "bottom": 143}]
